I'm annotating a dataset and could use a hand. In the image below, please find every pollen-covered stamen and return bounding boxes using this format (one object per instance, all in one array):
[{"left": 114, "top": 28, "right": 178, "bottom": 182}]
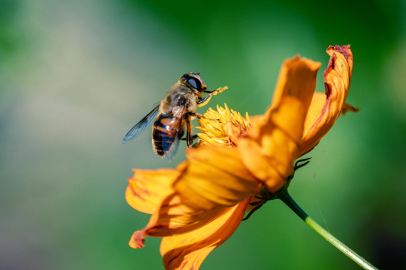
[{"left": 196, "top": 104, "right": 252, "bottom": 147}]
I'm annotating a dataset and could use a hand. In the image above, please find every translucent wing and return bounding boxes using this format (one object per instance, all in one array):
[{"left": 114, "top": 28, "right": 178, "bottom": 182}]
[
  {"left": 164, "top": 134, "right": 180, "bottom": 160},
  {"left": 122, "top": 105, "right": 160, "bottom": 144},
  {"left": 164, "top": 106, "right": 187, "bottom": 160}
]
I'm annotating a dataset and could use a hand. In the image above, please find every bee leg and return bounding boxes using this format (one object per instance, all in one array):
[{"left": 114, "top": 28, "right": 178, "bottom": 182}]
[
  {"left": 186, "top": 115, "right": 194, "bottom": 147},
  {"left": 197, "top": 94, "right": 213, "bottom": 107},
  {"left": 180, "top": 135, "right": 198, "bottom": 141},
  {"left": 203, "top": 90, "right": 216, "bottom": 94},
  {"left": 197, "top": 90, "right": 220, "bottom": 107},
  {"left": 190, "top": 112, "right": 220, "bottom": 122}
]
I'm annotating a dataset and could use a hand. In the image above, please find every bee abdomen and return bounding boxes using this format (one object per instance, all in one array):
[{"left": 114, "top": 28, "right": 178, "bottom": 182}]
[{"left": 152, "top": 114, "right": 179, "bottom": 157}]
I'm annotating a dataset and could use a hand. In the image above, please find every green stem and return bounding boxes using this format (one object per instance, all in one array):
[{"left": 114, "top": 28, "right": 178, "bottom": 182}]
[{"left": 278, "top": 191, "right": 378, "bottom": 270}]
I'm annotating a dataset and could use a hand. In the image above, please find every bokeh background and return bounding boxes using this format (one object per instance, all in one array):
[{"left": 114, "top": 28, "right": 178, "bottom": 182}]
[{"left": 1, "top": 0, "right": 406, "bottom": 269}]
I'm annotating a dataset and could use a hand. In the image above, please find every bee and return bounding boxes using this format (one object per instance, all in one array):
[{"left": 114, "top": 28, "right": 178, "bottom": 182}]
[{"left": 122, "top": 72, "right": 226, "bottom": 159}]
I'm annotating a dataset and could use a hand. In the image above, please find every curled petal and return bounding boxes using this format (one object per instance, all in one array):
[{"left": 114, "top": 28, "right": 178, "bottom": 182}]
[
  {"left": 174, "top": 146, "right": 260, "bottom": 210},
  {"left": 160, "top": 199, "right": 249, "bottom": 270},
  {"left": 239, "top": 56, "right": 321, "bottom": 191},
  {"left": 129, "top": 230, "right": 146, "bottom": 249},
  {"left": 301, "top": 45, "right": 355, "bottom": 155},
  {"left": 126, "top": 169, "right": 180, "bottom": 214}
]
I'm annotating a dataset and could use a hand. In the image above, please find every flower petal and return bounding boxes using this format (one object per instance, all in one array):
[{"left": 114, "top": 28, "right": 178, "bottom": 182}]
[
  {"left": 301, "top": 45, "right": 355, "bottom": 155},
  {"left": 160, "top": 199, "right": 249, "bottom": 270},
  {"left": 268, "top": 56, "right": 321, "bottom": 115},
  {"left": 239, "top": 56, "right": 321, "bottom": 191},
  {"left": 128, "top": 193, "right": 230, "bottom": 249},
  {"left": 174, "top": 146, "right": 260, "bottom": 210},
  {"left": 126, "top": 169, "right": 180, "bottom": 214},
  {"left": 129, "top": 193, "right": 247, "bottom": 249}
]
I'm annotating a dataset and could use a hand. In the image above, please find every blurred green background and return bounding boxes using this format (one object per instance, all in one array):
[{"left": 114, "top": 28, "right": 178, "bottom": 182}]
[{"left": 1, "top": 0, "right": 405, "bottom": 269}]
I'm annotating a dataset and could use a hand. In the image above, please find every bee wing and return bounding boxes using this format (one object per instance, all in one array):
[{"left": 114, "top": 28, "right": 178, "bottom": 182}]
[
  {"left": 164, "top": 134, "right": 180, "bottom": 160},
  {"left": 164, "top": 106, "right": 187, "bottom": 160},
  {"left": 122, "top": 105, "right": 160, "bottom": 144}
]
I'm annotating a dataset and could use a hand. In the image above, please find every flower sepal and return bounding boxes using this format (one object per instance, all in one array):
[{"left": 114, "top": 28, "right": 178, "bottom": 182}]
[{"left": 243, "top": 157, "right": 312, "bottom": 221}]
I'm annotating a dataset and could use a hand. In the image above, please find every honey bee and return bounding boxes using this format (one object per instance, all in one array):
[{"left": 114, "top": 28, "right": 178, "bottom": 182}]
[{"left": 122, "top": 72, "right": 226, "bottom": 159}]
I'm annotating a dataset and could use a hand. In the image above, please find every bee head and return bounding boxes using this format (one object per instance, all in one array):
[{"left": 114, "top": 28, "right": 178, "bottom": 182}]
[{"left": 180, "top": 72, "right": 207, "bottom": 92}]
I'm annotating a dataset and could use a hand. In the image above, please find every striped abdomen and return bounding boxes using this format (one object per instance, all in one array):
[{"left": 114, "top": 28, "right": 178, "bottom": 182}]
[{"left": 152, "top": 113, "right": 184, "bottom": 157}]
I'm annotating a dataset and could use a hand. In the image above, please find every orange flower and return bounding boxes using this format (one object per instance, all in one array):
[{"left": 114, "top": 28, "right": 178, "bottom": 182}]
[{"left": 126, "top": 45, "right": 357, "bottom": 270}]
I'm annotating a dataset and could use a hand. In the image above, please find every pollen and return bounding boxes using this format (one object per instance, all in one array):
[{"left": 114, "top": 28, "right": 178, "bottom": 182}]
[{"left": 196, "top": 104, "right": 252, "bottom": 146}]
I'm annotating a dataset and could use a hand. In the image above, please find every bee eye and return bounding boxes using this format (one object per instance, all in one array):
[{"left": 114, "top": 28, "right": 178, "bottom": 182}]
[{"left": 188, "top": 78, "right": 198, "bottom": 89}]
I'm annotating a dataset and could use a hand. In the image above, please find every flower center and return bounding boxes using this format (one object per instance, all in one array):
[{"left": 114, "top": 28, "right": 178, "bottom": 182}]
[{"left": 196, "top": 104, "right": 252, "bottom": 146}]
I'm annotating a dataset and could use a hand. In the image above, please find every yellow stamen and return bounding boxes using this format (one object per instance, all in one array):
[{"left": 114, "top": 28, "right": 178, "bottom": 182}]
[{"left": 196, "top": 104, "right": 252, "bottom": 146}]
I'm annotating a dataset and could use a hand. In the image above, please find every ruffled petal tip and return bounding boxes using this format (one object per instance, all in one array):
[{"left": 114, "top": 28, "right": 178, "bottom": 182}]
[{"left": 129, "top": 230, "right": 146, "bottom": 249}]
